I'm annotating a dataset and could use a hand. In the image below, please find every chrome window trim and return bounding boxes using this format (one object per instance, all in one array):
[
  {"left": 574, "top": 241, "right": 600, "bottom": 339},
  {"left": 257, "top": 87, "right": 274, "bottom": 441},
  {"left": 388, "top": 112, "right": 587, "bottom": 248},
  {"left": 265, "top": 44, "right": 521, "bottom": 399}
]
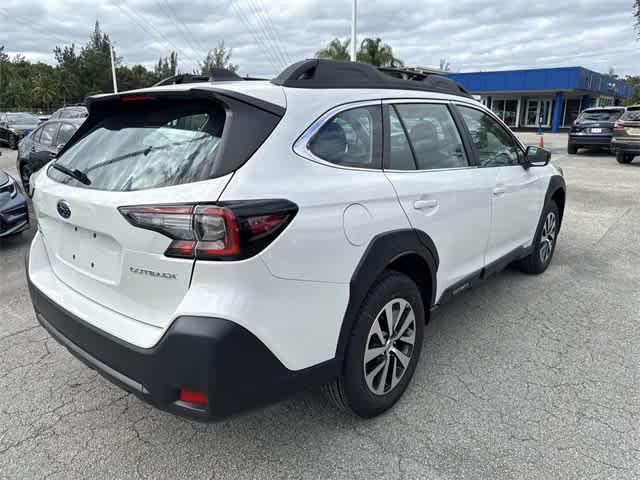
[{"left": 292, "top": 100, "right": 383, "bottom": 172}]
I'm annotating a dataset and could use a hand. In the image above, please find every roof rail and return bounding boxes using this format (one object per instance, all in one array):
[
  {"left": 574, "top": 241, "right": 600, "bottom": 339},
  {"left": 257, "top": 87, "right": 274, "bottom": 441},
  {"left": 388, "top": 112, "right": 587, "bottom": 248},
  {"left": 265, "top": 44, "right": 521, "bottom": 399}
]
[
  {"left": 153, "top": 74, "right": 211, "bottom": 87},
  {"left": 271, "top": 59, "right": 471, "bottom": 98}
]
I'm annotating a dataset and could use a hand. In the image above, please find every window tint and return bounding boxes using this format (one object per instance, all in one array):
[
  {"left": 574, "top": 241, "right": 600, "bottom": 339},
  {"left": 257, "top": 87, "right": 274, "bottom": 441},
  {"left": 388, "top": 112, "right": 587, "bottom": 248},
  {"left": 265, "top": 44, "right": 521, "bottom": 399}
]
[
  {"left": 40, "top": 123, "right": 59, "bottom": 146},
  {"left": 393, "top": 103, "right": 467, "bottom": 170},
  {"left": 31, "top": 126, "right": 43, "bottom": 143},
  {"left": 622, "top": 108, "right": 640, "bottom": 121},
  {"left": 56, "top": 123, "right": 76, "bottom": 145},
  {"left": 458, "top": 106, "right": 521, "bottom": 167},
  {"left": 308, "top": 106, "right": 381, "bottom": 168},
  {"left": 49, "top": 103, "right": 225, "bottom": 191},
  {"left": 577, "top": 109, "right": 623, "bottom": 122},
  {"left": 387, "top": 108, "right": 415, "bottom": 170}
]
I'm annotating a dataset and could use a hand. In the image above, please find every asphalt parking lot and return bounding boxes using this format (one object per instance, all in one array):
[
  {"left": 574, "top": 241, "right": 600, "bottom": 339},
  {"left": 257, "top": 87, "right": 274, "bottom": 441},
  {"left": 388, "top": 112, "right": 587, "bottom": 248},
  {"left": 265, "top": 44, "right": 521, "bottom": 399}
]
[{"left": 1, "top": 140, "right": 639, "bottom": 479}]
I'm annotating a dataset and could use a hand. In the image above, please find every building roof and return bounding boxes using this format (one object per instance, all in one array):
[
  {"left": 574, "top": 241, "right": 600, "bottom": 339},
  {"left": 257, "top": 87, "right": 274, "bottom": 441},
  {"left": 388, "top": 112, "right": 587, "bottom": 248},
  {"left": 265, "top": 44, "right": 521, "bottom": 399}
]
[{"left": 445, "top": 66, "right": 633, "bottom": 99}]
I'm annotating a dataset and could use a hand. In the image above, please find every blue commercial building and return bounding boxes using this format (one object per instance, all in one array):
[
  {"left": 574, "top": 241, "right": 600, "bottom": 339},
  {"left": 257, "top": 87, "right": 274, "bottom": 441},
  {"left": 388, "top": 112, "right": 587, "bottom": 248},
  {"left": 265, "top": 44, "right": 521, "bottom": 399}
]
[{"left": 445, "top": 67, "right": 634, "bottom": 132}]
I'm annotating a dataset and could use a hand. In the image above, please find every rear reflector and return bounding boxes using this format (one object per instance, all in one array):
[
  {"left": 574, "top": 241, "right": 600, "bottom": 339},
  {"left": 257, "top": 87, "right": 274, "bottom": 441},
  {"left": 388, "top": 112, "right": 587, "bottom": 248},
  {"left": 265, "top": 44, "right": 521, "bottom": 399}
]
[
  {"left": 179, "top": 389, "right": 207, "bottom": 405},
  {"left": 614, "top": 122, "right": 625, "bottom": 129},
  {"left": 121, "top": 94, "right": 156, "bottom": 102},
  {"left": 119, "top": 200, "right": 298, "bottom": 261}
]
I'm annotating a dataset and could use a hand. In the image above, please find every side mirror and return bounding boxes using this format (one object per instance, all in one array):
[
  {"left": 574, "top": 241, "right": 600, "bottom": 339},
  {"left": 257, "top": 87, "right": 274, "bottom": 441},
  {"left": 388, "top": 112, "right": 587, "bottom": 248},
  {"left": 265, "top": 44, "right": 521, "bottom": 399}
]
[{"left": 524, "top": 146, "right": 551, "bottom": 168}]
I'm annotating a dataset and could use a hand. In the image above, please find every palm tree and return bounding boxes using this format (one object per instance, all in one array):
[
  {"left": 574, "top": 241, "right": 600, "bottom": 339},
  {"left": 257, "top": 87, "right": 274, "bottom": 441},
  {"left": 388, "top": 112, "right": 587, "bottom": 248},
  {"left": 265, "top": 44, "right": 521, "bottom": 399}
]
[
  {"left": 316, "top": 38, "right": 351, "bottom": 61},
  {"left": 356, "top": 38, "right": 403, "bottom": 67}
]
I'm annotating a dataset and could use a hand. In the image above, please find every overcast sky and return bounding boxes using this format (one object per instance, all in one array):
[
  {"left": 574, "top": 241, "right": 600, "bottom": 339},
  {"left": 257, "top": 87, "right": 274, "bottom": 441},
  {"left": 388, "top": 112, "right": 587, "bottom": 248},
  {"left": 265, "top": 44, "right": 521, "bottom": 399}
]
[{"left": 1, "top": 0, "right": 638, "bottom": 77}]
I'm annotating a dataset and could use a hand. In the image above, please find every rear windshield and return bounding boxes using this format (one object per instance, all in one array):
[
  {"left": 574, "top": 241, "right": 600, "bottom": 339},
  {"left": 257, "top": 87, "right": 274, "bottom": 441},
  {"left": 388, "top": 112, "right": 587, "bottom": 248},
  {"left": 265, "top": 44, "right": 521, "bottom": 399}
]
[
  {"left": 621, "top": 108, "right": 640, "bottom": 121},
  {"left": 577, "top": 109, "right": 624, "bottom": 122},
  {"left": 61, "top": 108, "right": 88, "bottom": 119},
  {"left": 48, "top": 103, "right": 225, "bottom": 191},
  {"left": 7, "top": 113, "right": 39, "bottom": 123}
]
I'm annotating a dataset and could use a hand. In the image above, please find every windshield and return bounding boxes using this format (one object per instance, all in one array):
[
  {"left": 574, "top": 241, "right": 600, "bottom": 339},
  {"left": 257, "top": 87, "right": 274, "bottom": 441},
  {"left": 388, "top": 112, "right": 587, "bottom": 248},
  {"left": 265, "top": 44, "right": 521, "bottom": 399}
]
[
  {"left": 48, "top": 103, "right": 225, "bottom": 191},
  {"left": 621, "top": 108, "right": 640, "bottom": 122},
  {"left": 7, "top": 113, "right": 39, "bottom": 124},
  {"left": 576, "top": 109, "right": 624, "bottom": 123}
]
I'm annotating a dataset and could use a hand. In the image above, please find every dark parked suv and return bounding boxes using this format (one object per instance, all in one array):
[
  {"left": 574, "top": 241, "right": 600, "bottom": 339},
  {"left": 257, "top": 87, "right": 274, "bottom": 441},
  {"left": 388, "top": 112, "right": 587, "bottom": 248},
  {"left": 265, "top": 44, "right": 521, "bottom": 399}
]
[
  {"left": 16, "top": 118, "right": 84, "bottom": 195},
  {"left": 568, "top": 107, "right": 625, "bottom": 154}
]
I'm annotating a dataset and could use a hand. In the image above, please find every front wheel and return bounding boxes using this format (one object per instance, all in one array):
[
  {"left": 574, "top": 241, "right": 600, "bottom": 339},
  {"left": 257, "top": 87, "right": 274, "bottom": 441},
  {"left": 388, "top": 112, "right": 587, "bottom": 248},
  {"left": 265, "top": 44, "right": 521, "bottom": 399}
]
[
  {"left": 325, "top": 271, "right": 424, "bottom": 418},
  {"left": 616, "top": 151, "right": 633, "bottom": 164},
  {"left": 515, "top": 202, "right": 560, "bottom": 275}
]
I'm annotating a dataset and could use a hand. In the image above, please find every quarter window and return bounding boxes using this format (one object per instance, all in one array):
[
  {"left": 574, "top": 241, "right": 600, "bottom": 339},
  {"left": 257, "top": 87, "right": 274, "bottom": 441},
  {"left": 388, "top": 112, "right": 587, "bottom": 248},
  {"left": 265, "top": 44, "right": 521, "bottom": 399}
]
[
  {"left": 387, "top": 103, "right": 468, "bottom": 170},
  {"left": 458, "top": 106, "right": 521, "bottom": 167},
  {"left": 308, "top": 106, "right": 381, "bottom": 168}
]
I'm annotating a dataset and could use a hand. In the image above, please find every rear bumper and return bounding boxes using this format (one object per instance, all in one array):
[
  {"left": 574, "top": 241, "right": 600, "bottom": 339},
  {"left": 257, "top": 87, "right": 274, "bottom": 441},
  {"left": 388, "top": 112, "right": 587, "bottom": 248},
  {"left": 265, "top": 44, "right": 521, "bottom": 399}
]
[
  {"left": 27, "top": 259, "right": 337, "bottom": 421},
  {"left": 611, "top": 141, "right": 640, "bottom": 154},
  {"left": 568, "top": 134, "right": 612, "bottom": 147},
  {"left": 0, "top": 191, "right": 29, "bottom": 237}
]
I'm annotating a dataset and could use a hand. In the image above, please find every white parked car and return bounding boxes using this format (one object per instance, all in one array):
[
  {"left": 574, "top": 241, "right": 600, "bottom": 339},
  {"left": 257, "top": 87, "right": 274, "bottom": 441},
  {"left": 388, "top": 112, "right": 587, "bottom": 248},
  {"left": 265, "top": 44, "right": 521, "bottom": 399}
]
[{"left": 27, "top": 60, "right": 566, "bottom": 420}]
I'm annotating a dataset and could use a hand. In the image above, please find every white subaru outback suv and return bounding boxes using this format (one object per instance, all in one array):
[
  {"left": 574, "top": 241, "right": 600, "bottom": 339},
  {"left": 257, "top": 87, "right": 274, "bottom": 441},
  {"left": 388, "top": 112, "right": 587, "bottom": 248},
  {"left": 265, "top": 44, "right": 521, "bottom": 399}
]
[{"left": 26, "top": 60, "right": 566, "bottom": 420}]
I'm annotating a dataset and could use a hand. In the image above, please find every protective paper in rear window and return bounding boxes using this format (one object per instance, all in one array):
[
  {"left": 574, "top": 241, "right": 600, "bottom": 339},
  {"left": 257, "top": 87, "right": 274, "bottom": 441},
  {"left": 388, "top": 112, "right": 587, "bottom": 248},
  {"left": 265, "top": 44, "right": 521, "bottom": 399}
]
[{"left": 48, "top": 102, "right": 225, "bottom": 191}]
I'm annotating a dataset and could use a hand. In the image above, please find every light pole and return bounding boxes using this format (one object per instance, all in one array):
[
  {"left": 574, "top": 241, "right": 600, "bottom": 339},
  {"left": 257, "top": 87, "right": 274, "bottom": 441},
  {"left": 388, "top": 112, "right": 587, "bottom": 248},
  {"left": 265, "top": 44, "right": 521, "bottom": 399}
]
[
  {"left": 109, "top": 41, "right": 118, "bottom": 93},
  {"left": 351, "top": 0, "right": 357, "bottom": 62}
]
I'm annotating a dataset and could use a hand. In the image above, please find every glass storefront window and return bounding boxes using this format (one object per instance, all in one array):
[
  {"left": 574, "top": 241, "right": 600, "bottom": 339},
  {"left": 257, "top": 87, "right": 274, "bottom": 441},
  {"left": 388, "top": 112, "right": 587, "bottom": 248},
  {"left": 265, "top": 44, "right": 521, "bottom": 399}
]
[
  {"left": 490, "top": 99, "right": 518, "bottom": 127},
  {"left": 563, "top": 98, "right": 582, "bottom": 126}
]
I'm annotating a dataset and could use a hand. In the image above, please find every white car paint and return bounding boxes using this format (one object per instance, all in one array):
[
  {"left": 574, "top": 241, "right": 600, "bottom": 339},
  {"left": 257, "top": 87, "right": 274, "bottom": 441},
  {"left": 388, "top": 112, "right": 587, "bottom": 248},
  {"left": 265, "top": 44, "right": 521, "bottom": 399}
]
[{"left": 28, "top": 79, "right": 562, "bottom": 372}]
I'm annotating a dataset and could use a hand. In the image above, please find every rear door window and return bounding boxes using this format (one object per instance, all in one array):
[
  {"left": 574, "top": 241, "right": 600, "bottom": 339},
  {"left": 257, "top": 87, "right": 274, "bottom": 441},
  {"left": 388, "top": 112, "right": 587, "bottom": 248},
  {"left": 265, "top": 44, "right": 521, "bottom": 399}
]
[
  {"left": 48, "top": 103, "right": 226, "bottom": 191},
  {"left": 393, "top": 103, "right": 468, "bottom": 170}
]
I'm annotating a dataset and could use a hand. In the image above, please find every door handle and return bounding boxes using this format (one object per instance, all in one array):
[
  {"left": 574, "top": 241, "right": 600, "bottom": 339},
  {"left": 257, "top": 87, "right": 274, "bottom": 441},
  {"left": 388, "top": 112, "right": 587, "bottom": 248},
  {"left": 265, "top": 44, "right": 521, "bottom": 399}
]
[
  {"left": 493, "top": 186, "right": 507, "bottom": 196},
  {"left": 413, "top": 199, "right": 439, "bottom": 210}
]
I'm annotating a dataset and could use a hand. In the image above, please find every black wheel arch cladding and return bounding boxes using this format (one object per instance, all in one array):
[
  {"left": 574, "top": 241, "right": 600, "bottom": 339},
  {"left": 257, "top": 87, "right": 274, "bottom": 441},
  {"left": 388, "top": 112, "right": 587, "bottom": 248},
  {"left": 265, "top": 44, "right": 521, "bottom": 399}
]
[{"left": 336, "top": 229, "right": 438, "bottom": 365}]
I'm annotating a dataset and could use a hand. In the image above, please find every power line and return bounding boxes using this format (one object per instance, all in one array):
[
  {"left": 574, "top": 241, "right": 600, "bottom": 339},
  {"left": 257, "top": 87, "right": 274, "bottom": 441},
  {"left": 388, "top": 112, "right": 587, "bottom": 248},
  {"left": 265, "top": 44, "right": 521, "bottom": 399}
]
[
  {"left": 155, "top": 0, "right": 208, "bottom": 65},
  {"left": 244, "top": 0, "right": 289, "bottom": 67},
  {"left": 252, "top": 0, "right": 292, "bottom": 64},
  {"left": 230, "top": 1, "right": 284, "bottom": 71},
  {"left": 112, "top": 0, "right": 201, "bottom": 72}
]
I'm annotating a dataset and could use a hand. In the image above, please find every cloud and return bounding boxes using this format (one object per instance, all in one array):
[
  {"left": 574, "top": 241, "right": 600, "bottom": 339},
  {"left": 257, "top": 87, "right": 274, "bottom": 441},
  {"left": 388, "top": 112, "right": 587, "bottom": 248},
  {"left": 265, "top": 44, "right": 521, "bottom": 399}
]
[{"left": 1, "top": 0, "right": 638, "bottom": 77}]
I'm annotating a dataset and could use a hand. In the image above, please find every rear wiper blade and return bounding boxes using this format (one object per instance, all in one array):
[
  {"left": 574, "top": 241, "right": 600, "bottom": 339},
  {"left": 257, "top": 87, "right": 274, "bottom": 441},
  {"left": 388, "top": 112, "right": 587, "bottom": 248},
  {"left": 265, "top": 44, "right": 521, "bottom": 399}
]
[{"left": 51, "top": 163, "right": 91, "bottom": 185}]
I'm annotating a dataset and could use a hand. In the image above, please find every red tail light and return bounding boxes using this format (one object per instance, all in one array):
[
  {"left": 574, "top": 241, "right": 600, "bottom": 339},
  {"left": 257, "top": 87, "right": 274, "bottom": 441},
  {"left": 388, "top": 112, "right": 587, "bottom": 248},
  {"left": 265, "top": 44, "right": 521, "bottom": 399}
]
[
  {"left": 614, "top": 122, "right": 625, "bottom": 129},
  {"left": 119, "top": 200, "right": 297, "bottom": 260},
  {"left": 178, "top": 389, "right": 207, "bottom": 405}
]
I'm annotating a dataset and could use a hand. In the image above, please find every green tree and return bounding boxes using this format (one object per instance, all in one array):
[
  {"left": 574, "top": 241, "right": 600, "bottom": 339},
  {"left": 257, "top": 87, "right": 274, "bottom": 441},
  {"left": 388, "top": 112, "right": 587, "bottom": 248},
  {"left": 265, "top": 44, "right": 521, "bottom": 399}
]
[
  {"left": 623, "top": 75, "right": 640, "bottom": 105},
  {"left": 356, "top": 38, "right": 403, "bottom": 67},
  {"left": 200, "top": 41, "right": 238, "bottom": 75},
  {"left": 635, "top": 1, "right": 640, "bottom": 35},
  {"left": 155, "top": 51, "right": 179, "bottom": 78},
  {"left": 315, "top": 38, "right": 351, "bottom": 61}
]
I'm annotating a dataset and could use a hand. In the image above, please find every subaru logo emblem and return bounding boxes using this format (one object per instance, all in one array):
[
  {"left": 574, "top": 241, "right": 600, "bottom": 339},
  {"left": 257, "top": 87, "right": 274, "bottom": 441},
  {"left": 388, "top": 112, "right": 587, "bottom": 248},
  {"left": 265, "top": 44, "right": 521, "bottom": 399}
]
[{"left": 57, "top": 200, "right": 71, "bottom": 219}]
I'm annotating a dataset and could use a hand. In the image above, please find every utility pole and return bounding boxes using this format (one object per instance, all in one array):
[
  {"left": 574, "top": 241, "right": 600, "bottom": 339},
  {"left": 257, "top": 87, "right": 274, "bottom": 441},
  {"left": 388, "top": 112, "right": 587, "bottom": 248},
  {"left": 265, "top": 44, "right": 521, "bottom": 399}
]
[
  {"left": 109, "top": 41, "right": 118, "bottom": 93},
  {"left": 351, "top": 0, "right": 357, "bottom": 62}
]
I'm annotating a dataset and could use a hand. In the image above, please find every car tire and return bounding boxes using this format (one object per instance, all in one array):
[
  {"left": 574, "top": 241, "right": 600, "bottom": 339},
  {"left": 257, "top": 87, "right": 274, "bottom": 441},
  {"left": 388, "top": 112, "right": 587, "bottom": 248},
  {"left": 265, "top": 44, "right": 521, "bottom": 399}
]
[
  {"left": 324, "top": 271, "right": 424, "bottom": 418},
  {"left": 567, "top": 144, "right": 578, "bottom": 155},
  {"left": 515, "top": 201, "right": 560, "bottom": 275},
  {"left": 616, "top": 151, "right": 633, "bottom": 164},
  {"left": 8, "top": 134, "right": 18, "bottom": 150},
  {"left": 20, "top": 163, "right": 33, "bottom": 197}
]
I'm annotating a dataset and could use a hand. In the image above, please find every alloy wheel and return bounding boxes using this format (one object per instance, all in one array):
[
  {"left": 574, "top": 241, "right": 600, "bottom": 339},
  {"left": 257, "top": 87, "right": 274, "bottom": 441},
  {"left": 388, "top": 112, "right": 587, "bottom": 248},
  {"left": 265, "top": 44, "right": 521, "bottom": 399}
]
[
  {"left": 363, "top": 298, "right": 416, "bottom": 396},
  {"left": 539, "top": 211, "right": 557, "bottom": 264}
]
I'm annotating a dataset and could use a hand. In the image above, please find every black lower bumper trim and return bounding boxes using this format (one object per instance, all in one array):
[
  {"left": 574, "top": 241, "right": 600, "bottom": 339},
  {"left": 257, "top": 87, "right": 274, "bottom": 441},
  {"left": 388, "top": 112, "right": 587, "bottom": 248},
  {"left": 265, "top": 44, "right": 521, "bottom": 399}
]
[{"left": 28, "top": 275, "right": 337, "bottom": 421}]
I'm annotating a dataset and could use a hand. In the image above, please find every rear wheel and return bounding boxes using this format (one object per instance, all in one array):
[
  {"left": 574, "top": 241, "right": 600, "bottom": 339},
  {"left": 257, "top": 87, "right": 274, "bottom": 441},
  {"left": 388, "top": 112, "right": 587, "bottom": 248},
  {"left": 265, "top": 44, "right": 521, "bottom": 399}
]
[
  {"left": 516, "top": 201, "right": 560, "bottom": 275},
  {"left": 616, "top": 151, "right": 633, "bottom": 164},
  {"left": 567, "top": 144, "right": 578, "bottom": 155},
  {"left": 8, "top": 134, "right": 18, "bottom": 150},
  {"left": 325, "top": 271, "right": 424, "bottom": 417}
]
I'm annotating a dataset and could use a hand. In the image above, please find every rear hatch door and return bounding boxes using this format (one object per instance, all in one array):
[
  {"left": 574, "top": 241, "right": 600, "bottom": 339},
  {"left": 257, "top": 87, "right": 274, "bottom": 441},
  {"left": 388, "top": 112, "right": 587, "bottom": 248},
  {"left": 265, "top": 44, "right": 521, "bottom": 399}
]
[{"left": 33, "top": 88, "right": 284, "bottom": 330}]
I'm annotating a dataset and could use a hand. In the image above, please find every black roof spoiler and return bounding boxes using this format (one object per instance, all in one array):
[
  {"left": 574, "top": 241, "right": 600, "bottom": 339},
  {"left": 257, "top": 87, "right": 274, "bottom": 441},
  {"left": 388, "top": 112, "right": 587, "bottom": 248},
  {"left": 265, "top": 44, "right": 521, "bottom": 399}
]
[{"left": 271, "top": 59, "right": 471, "bottom": 98}]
